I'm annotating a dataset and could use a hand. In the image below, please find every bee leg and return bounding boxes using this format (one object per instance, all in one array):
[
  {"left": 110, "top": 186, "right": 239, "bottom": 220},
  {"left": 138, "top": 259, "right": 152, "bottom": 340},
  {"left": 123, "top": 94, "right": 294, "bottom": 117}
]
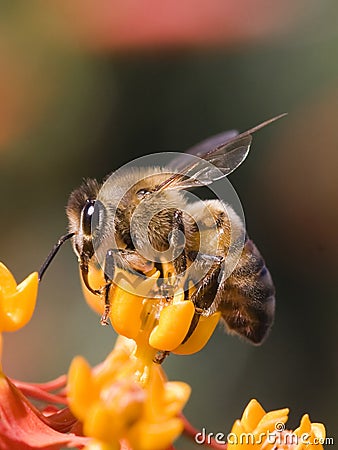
[
  {"left": 110, "top": 248, "right": 154, "bottom": 274},
  {"left": 170, "top": 210, "right": 187, "bottom": 284},
  {"left": 100, "top": 249, "right": 115, "bottom": 326},
  {"left": 182, "top": 254, "right": 224, "bottom": 343},
  {"left": 153, "top": 350, "right": 170, "bottom": 364},
  {"left": 160, "top": 283, "right": 175, "bottom": 302},
  {"left": 159, "top": 209, "right": 186, "bottom": 299},
  {"left": 79, "top": 233, "right": 99, "bottom": 295},
  {"left": 153, "top": 211, "right": 187, "bottom": 365},
  {"left": 80, "top": 260, "right": 99, "bottom": 295},
  {"left": 183, "top": 277, "right": 190, "bottom": 300}
]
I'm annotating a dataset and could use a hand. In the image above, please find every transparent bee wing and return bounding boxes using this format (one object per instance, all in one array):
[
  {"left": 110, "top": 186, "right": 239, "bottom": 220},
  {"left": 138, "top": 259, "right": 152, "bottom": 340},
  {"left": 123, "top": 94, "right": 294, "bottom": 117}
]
[
  {"left": 158, "top": 135, "right": 251, "bottom": 190},
  {"left": 181, "top": 135, "right": 252, "bottom": 184},
  {"left": 169, "top": 130, "right": 239, "bottom": 173},
  {"left": 157, "top": 113, "right": 286, "bottom": 191},
  {"left": 187, "top": 130, "right": 239, "bottom": 156}
]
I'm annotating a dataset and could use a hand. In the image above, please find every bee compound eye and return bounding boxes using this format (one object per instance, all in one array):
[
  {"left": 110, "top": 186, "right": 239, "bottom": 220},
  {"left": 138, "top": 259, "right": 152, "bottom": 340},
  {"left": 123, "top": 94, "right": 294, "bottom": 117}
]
[
  {"left": 82, "top": 200, "right": 96, "bottom": 236},
  {"left": 91, "top": 200, "right": 106, "bottom": 233},
  {"left": 81, "top": 199, "right": 106, "bottom": 236}
]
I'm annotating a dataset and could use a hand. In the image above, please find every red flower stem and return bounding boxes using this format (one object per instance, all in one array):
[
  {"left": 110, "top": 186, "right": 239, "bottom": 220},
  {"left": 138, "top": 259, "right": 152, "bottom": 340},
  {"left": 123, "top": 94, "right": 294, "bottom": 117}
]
[
  {"left": 11, "top": 381, "right": 68, "bottom": 405},
  {"left": 181, "top": 414, "right": 227, "bottom": 450},
  {"left": 44, "top": 407, "right": 80, "bottom": 433},
  {"left": 10, "top": 374, "right": 67, "bottom": 391}
]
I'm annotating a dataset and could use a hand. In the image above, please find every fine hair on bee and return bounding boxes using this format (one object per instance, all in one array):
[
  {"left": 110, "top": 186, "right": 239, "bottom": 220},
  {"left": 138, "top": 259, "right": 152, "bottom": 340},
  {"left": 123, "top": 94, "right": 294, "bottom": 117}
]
[{"left": 38, "top": 114, "right": 286, "bottom": 363}]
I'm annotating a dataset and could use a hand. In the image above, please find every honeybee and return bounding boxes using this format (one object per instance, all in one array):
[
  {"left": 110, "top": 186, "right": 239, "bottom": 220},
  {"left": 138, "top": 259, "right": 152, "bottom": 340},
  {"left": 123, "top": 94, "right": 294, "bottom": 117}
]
[{"left": 39, "top": 114, "right": 284, "bottom": 363}]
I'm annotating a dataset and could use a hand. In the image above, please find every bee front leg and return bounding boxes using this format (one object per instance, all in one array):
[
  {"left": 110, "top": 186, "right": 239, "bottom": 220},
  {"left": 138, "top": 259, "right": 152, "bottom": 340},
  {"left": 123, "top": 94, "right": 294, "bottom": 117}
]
[
  {"left": 182, "top": 253, "right": 224, "bottom": 343},
  {"left": 115, "top": 249, "right": 154, "bottom": 274},
  {"left": 170, "top": 209, "right": 187, "bottom": 283},
  {"left": 100, "top": 249, "right": 115, "bottom": 326},
  {"left": 160, "top": 209, "right": 187, "bottom": 299},
  {"left": 100, "top": 249, "right": 154, "bottom": 325},
  {"left": 153, "top": 211, "right": 187, "bottom": 364}
]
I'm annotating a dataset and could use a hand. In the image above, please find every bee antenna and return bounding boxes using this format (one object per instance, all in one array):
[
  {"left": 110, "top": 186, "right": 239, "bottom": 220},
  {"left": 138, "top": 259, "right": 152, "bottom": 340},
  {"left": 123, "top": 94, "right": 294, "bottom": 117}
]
[{"left": 38, "top": 232, "right": 75, "bottom": 281}]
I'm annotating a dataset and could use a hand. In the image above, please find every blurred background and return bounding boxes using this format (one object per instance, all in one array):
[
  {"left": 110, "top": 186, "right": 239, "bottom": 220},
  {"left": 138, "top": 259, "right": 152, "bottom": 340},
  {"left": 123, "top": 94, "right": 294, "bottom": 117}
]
[{"left": 0, "top": 1, "right": 337, "bottom": 447}]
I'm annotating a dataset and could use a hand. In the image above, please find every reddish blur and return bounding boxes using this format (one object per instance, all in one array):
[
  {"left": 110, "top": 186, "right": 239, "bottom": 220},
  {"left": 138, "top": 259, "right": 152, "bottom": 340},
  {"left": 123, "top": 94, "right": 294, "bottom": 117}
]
[
  {"left": 53, "top": 0, "right": 307, "bottom": 51},
  {"left": 0, "top": 0, "right": 318, "bottom": 147},
  {"left": 0, "top": 45, "right": 47, "bottom": 148}
]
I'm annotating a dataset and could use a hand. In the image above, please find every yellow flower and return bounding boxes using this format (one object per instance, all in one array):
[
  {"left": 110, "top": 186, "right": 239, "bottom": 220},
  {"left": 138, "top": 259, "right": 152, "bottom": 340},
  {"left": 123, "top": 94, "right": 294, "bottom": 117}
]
[
  {"left": 67, "top": 336, "right": 191, "bottom": 450},
  {"left": 0, "top": 262, "right": 38, "bottom": 364},
  {"left": 0, "top": 261, "right": 329, "bottom": 450},
  {"left": 0, "top": 262, "right": 91, "bottom": 450},
  {"left": 82, "top": 265, "right": 220, "bottom": 358},
  {"left": 228, "top": 399, "right": 326, "bottom": 450},
  {"left": 77, "top": 266, "right": 328, "bottom": 450},
  {"left": 0, "top": 262, "right": 38, "bottom": 332},
  {"left": 293, "top": 414, "right": 326, "bottom": 450}
]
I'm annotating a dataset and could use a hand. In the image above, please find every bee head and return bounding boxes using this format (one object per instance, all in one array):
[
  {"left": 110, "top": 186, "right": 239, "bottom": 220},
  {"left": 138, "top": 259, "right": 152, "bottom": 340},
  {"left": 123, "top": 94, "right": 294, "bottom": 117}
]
[{"left": 66, "top": 179, "right": 104, "bottom": 257}]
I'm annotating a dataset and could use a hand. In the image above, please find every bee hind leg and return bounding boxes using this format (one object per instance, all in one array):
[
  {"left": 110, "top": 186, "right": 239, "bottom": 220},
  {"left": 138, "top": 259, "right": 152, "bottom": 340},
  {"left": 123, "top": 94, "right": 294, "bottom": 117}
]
[{"left": 182, "top": 253, "right": 224, "bottom": 343}]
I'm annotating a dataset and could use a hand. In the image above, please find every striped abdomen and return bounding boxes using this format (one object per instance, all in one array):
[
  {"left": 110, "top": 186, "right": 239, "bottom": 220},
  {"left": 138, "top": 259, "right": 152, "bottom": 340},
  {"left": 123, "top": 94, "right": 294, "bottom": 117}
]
[{"left": 217, "top": 237, "right": 275, "bottom": 344}]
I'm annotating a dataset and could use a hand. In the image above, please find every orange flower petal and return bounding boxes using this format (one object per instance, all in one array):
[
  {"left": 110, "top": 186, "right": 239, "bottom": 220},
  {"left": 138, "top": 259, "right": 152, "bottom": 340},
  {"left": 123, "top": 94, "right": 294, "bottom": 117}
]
[
  {"left": 67, "top": 356, "right": 98, "bottom": 421},
  {"left": 240, "top": 399, "right": 266, "bottom": 432},
  {"left": 149, "top": 300, "right": 195, "bottom": 351},
  {"left": 255, "top": 408, "right": 289, "bottom": 434},
  {"left": 128, "top": 418, "right": 183, "bottom": 450},
  {"left": 311, "top": 422, "right": 326, "bottom": 440},
  {"left": 227, "top": 420, "right": 246, "bottom": 450},
  {"left": 83, "top": 403, "right": 120, "bottom": 443},
  {"left": 163, "top": 381, "right": 191, "bottom": 417},
  {"left": 0, "top": 262, "right": 17, "bottom": 293},
  {"left": 84, "top": 439, "right": 120, "bottom": 450},
  {"left": 0, "top": 269, "right": 38, "bottom": 332},
  {"left": 294, "top": 413, "right": 312, "bottom": 436},
  {"left": 173, "top": 311, "right": 221, "bottom": 355},
  {"left": 110, "top": 279, "right": 144, "bottom": 339}
]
